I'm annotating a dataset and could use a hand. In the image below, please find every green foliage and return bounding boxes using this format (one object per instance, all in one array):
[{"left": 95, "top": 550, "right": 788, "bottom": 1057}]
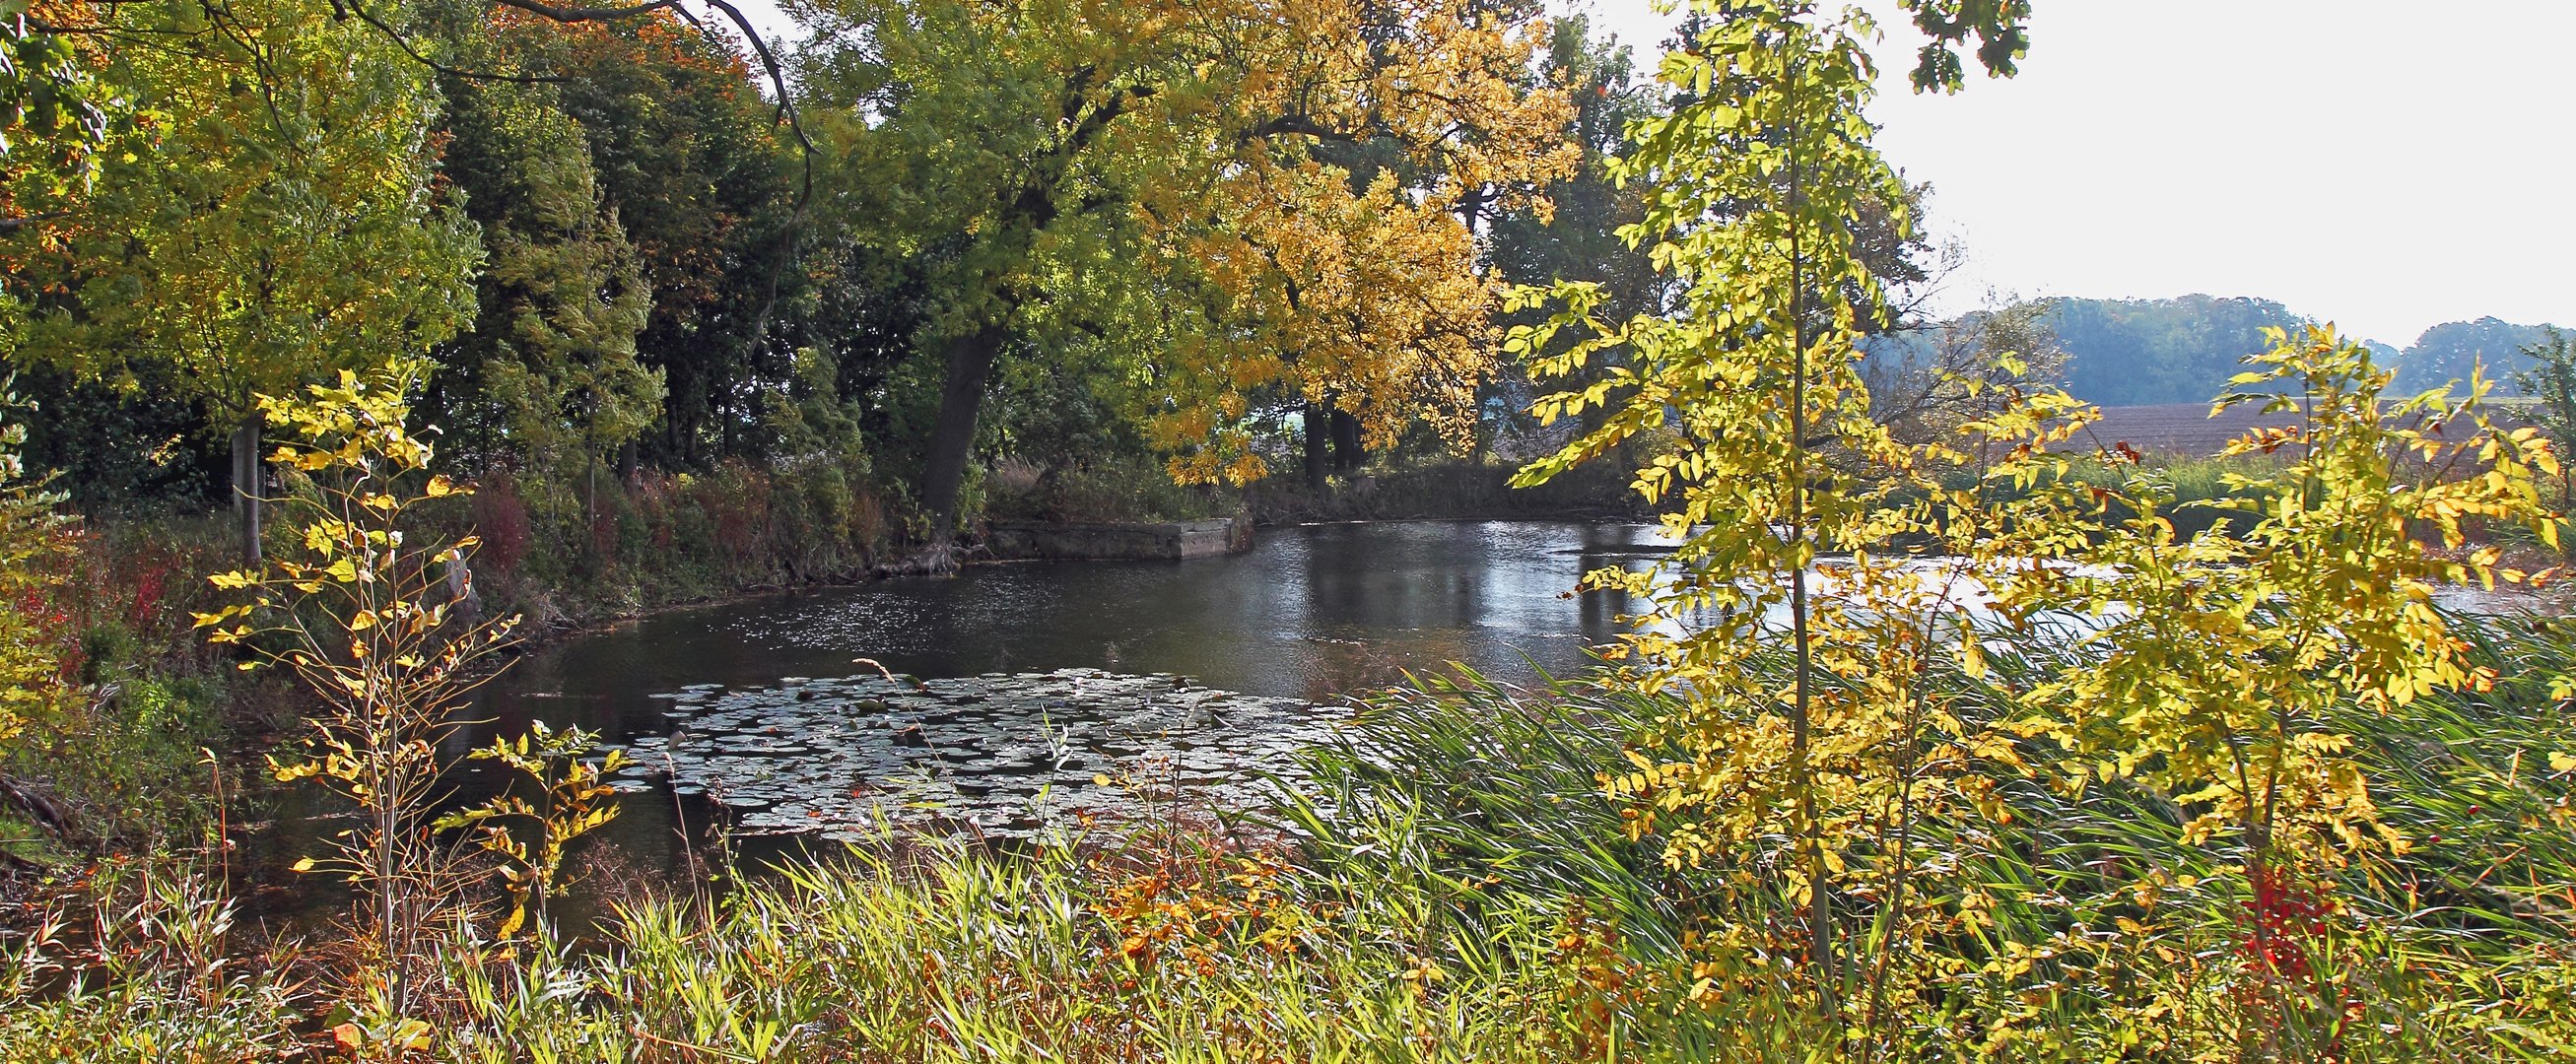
[
  {"left": 0, "top": 492, "right": 242, "bottom": 855},
  {"left": 520, "top": 12, "right": 801, "bottom": 469},
  {"left": 10, "top": 0, "right": 479, "bottom": 421},
  {"left": 0, "top": 353, "right": 237, "bottom": 513},
  {"left": 1481, "top": 16, "right": 1668, "bottom": 460},
  {"left": 2517, "top": 326, "right": 2576, "bottom": 506},
  {"left": 0, "top": 380, "right": 71, "bottom": 745},
  {"left": 0, "top": 0, "right": 113, "bottom": 199},
  {"left": 982, "top": 453, "right": 1234, "bottom": 524},
  {"left": 429, "top": 40, "right": 660, "bottom": 480}
]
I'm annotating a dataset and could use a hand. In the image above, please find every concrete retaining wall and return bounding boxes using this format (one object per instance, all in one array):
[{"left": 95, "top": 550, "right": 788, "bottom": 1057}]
[{"left": 983, "top": 517, "right": 1251, "bottom": 562}]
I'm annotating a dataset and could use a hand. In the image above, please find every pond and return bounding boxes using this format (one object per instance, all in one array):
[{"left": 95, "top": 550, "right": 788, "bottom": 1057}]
[
  {"left": 237, "top": 519, "right": 2542, "bottom": 919},
  {"left": 239, "top": 521, "right": 1675, "bottom": 902}
]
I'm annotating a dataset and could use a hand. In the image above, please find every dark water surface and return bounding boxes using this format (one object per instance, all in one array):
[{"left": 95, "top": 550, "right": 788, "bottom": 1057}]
[
  {"left": 244, "top": 521, "right": 1667, "bottom": 912},
  {"left": 495, "top": 519, "right": 1661, "bottom": 711}
]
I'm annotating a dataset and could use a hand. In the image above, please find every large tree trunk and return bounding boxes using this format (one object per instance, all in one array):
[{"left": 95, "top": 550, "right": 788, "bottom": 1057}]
[
  {"left": 231, "top": 416, "right": 261, "bottom": 567},
  {"left": 918, "top": 323, "right": 1008, "bottom": 546},
  {"left": 1303, "top": 403, "right": 1328, "bottom": 493},
  {"left": 1330, "top": 409, "right": 1363, "bottom": 474}
]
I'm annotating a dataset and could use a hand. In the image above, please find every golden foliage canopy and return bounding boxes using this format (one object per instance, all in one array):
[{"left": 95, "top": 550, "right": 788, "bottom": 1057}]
[{"left": 796, "top": 0, "right": 1578, "bottom": 485}]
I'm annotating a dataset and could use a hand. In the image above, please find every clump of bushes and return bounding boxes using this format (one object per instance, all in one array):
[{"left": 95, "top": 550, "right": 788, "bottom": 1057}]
[
  {"left": 1248, "top": 456, "right": 1645, "bottom": 523},
  {"left": 450, "top": 454, "right": 900, "bottom": 629},
  {"left": 983, "top": 453, "right": 1241, "bottom": 525}
]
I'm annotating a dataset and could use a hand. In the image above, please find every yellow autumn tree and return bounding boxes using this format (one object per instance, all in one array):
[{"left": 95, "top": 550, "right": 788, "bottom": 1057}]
[
  {"left": 1144, "top": 0, "right": 1580, "bottom": 485},
  {"left": 1993, "top": 326, "right": 2557, "bottom": 920},
  {"left": 792, "top": 0, "right": 1573, "bottom": 545},
  {"left": 1506, "top": 1, "right": 2040, "bottom": 1045}
]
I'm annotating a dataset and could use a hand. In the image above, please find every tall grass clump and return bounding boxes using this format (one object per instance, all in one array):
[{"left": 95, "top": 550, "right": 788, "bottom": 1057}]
[
  {"left": 0, "top": 864, "right": 305, "bottom": 1061},
  {"left": 416, "top": 821, "right": 1653, "bottom": 1062},
  {"left": 1273, "top": 625, "right": 2576, "bottom": 1060}
]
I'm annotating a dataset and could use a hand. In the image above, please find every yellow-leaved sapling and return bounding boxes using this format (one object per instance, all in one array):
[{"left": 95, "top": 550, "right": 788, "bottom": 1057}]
[
  {"left": 1985, "top": 325, "right": 2559, "bottom": 1047},
  {"left": 1509, "top": 5, "right": 2037, "bottom": 1042},
  {"left": 193, "top": 361, "right": 521, "bottom": 1010},
  {"left": 434, "top": 720, "right": 630, "bottom": 944}
]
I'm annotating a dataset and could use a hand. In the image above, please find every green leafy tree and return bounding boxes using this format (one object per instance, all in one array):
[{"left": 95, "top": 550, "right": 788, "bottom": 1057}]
[
  {"left": 2517, "top": 326, "right": 2576, "bottom": 506},
  {"left": 1480, "top": 15, "right": 1666, "bottom": 463},
  {"left": 0, "top": 0, "right": 115, "bottom": 238},
  {"left": 522, "top": 11, "right": 799, "bottom": 469},
  {"left": 793, "top": 0, "right": 1575, "bottom": 551},
  {"left": 7, "top": 0, "right": 479, "bottom": 565},
  {"left": 428, "top": 48, "right": 659, "bottom": 525}
]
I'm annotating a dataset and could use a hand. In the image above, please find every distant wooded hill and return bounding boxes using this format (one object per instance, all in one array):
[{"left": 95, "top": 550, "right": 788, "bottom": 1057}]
[{"left": 2028, "top": 296, "right": 2562, "bottom": 406}]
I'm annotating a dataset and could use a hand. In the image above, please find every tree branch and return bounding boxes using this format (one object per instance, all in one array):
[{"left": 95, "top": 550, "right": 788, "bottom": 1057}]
[
  {"left": 484, "top": 0, "right": 686, "bottom": 22},
  {"left": 333, "top": 0, "right": 570, "bottom": 85}
]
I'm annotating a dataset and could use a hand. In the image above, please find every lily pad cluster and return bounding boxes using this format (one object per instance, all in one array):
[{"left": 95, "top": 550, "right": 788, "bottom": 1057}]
[{"left": 615, "top": 668, "right": 1347, "bottom": 840}]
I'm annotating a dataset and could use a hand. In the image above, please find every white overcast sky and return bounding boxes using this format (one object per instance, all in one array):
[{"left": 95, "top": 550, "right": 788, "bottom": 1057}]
[{"left": 726, "top": 0, "right": 2575, "bottom": 347}]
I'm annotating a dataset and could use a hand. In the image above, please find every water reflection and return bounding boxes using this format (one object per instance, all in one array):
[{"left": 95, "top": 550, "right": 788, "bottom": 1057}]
[
  {"left": 393, "top": 521, "right": 1670, "bottom": 878},
  {"left": 656, "top": 520, "right": 1670, "bottom": 703}
]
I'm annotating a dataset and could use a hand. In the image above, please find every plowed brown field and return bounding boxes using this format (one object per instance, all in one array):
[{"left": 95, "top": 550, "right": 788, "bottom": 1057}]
[{"left": 2081, "top": 403, "right": 2296, "bottom": 456}]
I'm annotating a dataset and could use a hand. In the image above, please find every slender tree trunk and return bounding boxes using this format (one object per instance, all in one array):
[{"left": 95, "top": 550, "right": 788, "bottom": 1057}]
[
  {"left": 1303, "top": 403, "right": 1329, "bottom": 493},
  {"left": 378, "top": 777, "right": 403, "bottom": 1010},
  {"left": 232, "top": 416, "right": 262, "bottom": 567},
  {"left": 919, "top": 323, "right": 1008, "bottom": 545},
  {"left": 1330, "top": 409, "right": 1363, "bottom": 474},
  {"left": 1781, "top": 42, "right": 1836, "bottom": 1010}
]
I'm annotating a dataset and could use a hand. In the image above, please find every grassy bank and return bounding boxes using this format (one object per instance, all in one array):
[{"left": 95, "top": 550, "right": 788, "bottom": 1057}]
[{"left": 7, "top": 610, "right": 2575, "bottom": 1060}]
